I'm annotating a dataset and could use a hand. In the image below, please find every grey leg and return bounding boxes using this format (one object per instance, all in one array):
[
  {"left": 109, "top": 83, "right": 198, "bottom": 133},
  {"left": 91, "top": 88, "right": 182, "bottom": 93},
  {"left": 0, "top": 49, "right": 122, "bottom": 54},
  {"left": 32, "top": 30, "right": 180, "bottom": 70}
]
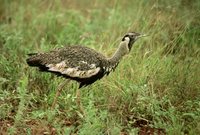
[
  {"left": 76, "top": 89, "right": 85, "bottom": 115},
  {"left": 51, "top": 80, "right": 70, "bottom": 109}
]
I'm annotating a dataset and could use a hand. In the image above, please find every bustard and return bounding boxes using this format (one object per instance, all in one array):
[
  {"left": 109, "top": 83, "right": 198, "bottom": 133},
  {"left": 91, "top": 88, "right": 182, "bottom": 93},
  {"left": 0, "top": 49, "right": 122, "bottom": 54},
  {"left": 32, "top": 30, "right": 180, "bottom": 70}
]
[{"left": 27, "top": 32, "right": 146, "bottom": 109}]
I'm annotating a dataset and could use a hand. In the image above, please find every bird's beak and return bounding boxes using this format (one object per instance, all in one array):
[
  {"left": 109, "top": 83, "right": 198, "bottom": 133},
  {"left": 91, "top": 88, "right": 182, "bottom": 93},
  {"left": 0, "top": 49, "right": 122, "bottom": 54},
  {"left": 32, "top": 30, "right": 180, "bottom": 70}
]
[{"left": 137, "top": 34, "right": 148, "bottom": 39}]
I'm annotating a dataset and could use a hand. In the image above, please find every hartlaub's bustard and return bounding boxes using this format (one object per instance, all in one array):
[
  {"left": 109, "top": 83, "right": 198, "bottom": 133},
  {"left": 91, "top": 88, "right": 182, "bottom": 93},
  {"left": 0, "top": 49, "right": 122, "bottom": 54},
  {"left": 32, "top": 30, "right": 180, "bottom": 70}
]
[{"left": 27, "top": 32, "right": 146, "bottom": 109}]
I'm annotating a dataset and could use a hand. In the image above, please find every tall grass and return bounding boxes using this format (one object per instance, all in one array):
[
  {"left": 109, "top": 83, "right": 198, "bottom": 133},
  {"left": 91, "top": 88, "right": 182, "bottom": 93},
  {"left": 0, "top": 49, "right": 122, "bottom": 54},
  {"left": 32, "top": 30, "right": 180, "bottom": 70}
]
[{"left": 0, "top": 0, "right": 200, "bottom": 134}]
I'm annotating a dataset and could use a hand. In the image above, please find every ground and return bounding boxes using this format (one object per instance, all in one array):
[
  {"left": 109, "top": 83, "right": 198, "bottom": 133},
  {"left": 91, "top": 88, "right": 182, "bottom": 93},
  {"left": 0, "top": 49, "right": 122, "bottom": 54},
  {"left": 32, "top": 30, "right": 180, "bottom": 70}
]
[{"left": 0, "top": 0, "right": 200, "bottom": 134}]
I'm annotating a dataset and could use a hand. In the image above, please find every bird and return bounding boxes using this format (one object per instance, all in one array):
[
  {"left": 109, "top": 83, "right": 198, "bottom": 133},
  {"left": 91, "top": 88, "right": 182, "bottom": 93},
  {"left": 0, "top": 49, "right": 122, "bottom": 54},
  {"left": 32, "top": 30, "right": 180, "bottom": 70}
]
[{"left": 26, "top": 32, "right": 147, "bottom": 109}]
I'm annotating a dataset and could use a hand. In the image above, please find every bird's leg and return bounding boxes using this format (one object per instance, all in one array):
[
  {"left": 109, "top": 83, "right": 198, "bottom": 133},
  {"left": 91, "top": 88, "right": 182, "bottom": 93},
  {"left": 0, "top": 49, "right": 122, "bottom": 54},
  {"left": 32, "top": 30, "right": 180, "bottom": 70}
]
[
  {"left": 51, "top": 80, "right": 70, "bottom": 109},
  {"left": 76, "top": 89, "right": 85, "bottom": 115}
]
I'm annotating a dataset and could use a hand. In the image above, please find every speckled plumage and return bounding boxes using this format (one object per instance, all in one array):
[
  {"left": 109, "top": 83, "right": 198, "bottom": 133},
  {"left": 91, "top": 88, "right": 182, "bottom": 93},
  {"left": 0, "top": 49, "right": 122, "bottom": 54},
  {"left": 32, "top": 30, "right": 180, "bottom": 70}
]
[
  {"left": 27, "top": 45, "right": 112, "bottom": 88},
  {"left": 27, "top": 32, "right": 146, "bottom": 88}
]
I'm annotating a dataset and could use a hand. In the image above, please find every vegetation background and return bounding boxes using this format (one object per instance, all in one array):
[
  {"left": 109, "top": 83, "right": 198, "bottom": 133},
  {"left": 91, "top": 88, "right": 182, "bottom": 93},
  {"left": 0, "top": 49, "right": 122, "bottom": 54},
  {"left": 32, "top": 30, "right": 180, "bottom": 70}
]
[{"left": 0, "top": 0, "right": 200, "bottom": 134}]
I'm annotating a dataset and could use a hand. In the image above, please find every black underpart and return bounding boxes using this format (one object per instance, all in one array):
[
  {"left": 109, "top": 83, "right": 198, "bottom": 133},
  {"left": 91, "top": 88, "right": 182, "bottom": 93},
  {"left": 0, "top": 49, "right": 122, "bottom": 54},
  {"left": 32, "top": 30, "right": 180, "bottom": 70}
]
[
  {"left": 128, "top": 40, "right": 134, "bottom": 50},
  {"left": 43, "top": 67, "right": 105, "bottom": 88},
  {"left": 27, "top": 59, "right": 106, "bottom": 88}
]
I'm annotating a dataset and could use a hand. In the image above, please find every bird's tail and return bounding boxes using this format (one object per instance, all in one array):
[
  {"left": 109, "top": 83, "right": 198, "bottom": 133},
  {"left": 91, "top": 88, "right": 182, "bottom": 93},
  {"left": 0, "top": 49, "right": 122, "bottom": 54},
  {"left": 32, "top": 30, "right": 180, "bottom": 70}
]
[
  {"left": 26, "top": 53, "right": 41, "bottom": 67},
  {"left": 27, "top": 53, "right": 38, "bottom": 56},
  {"left": 26, "top": 53, "right": 49, "bottom": 71}
]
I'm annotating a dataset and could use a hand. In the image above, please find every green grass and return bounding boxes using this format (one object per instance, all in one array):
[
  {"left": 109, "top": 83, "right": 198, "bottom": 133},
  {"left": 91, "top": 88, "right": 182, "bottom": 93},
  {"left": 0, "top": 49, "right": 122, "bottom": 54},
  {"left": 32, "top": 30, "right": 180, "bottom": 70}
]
[{"left": 0, "top": 0, "right": 200, "bottom": 134}]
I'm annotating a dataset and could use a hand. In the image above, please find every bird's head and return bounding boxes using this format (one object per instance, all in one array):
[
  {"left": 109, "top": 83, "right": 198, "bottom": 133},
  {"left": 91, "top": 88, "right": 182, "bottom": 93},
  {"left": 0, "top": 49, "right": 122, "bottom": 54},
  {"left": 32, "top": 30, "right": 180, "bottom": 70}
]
[{"left": 122, "top": 32, "right": 147, "bottom": 51}]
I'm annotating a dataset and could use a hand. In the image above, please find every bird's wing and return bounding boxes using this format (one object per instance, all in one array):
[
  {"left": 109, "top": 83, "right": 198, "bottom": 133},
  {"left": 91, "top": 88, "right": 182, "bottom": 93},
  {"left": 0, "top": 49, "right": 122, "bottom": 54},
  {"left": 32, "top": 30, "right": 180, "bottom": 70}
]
[
  {"left": 43, "top": 45, "right": 104, "bottom": 78},
  {"left": 46, "top": 60, "right": 101, "bottom": 78}
]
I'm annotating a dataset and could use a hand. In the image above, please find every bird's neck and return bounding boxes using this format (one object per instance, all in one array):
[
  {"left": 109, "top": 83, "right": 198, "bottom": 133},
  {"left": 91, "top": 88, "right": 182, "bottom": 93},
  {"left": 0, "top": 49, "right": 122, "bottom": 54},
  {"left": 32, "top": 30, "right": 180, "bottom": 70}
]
[{"left": 107, "top": 41, "right": 129, "bottom": 66}]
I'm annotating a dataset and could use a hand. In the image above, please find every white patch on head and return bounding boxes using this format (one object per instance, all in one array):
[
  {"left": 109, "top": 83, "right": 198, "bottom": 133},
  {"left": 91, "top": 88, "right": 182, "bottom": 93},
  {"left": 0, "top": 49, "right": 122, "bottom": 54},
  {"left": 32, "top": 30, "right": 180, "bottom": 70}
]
[
  {"left": 47, "top": 61, "right": 100, "bottom": 78},
  {"left": 122, "top": 37, "right": 130, "bottom": 51},
  {"left": 124, "top": 37, "right": 130, "bottom": 43}
]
